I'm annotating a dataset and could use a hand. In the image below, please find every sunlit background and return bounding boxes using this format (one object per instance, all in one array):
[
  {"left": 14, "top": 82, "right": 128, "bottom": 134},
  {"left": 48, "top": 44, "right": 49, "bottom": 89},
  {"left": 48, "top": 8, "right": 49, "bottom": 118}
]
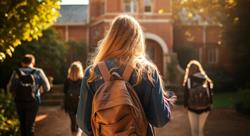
[
  {"left": 0, "top": 0, "right": 250, "bottom": 136},
  {"left": 61, "top": 0, "right": 88, "bottom": 5}
]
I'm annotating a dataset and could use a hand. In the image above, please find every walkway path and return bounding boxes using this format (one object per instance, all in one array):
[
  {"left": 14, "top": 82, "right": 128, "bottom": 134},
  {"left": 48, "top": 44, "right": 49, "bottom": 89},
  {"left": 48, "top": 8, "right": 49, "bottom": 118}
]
[{"left": 35, "top": 106, "right": 250, "bottom": 136}]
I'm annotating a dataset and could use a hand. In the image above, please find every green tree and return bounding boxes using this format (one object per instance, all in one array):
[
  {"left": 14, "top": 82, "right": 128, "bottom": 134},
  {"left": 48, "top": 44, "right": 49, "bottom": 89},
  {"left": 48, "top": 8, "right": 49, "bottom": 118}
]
[
  {"left": 223, "top": 0, "right": 250, "bottom": 87},
  {"left": 0, "top": 28, "right": 89, "bottom": 88},
  {"left": 0, "top": 89, "right": 19, "bottom": 136},
  {"left": 0, "top": 28, "right": 67, "bottom": 87},
  {"left": 173, "top": 0, "right": 250, "bottom": 88},
  {"left": 172, "top": 0, "right": 236, "bottom": 25},
  {"left": 0, "top": 0, "right": 60, "bottom": 61},
  {"left": 66, "top": 41, "right": 88, "bottom": 68}
]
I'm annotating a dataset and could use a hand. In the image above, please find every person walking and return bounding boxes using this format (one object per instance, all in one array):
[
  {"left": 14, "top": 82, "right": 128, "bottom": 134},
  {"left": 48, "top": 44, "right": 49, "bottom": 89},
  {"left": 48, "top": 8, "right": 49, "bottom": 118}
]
[
  {"left": 183, "top": 60, "right": 214, "bottom": 136},
  {"left": 64, "top": 61, "right": 84, "bottom": 136},
  {"left": 8, "top": 54, "right": 51, "bottom": 136},
  {"left": 76, "top": 15, "right": 174, "bottom": 136}
]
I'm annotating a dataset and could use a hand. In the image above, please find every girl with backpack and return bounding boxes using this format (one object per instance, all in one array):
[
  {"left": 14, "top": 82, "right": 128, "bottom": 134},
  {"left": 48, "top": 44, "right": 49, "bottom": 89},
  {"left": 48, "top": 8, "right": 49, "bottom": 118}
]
[
  {"left": 183, "top": 60, "right": 214, "bottom": 136},
  {"left": 76, "top": 15, "right": 173, "bottom": 136},
  {"left": 64, "top": 61, "right": 84, "bottom": 136}
]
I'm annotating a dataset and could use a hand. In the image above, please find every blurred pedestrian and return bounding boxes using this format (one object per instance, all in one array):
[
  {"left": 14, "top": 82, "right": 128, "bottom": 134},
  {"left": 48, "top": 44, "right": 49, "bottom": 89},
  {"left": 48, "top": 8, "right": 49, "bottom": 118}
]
[
  {"left": 76, "top": 15, "right": 172, "bottom": 136},
  {"left": 183, "top": 60, "right": 214, "bottom": 136},
  {"left": 8, "top": 54, "right": 51, "bottom": 136},
  {"left": 64, "top": 61, "right": 84, "bottom": 136}
]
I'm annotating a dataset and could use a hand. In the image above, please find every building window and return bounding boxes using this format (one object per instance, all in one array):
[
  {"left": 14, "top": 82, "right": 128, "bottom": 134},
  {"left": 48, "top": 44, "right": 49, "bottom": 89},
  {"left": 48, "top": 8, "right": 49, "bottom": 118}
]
[
  {"left": 207, "top": 47, "right": 219, "bottom": 64},
  {"left": 124, "top": 0, "right": 137, "bottom": 13},
  {"left": 144, "top": 0, "right": 152, "bottom": 12}
]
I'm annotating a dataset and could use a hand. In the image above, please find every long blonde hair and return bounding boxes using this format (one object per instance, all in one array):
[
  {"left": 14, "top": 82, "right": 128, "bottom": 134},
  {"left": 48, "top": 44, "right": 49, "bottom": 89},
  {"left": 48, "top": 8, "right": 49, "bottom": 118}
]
[
  {"left": 88, "top": 15, "right": 159, "bottom": 85},
  {"left": 67, "top": 61, "right": 84, "bottom": 81},
  {"left": 182, "top": 60, "right": 213, "bottom": 88}
]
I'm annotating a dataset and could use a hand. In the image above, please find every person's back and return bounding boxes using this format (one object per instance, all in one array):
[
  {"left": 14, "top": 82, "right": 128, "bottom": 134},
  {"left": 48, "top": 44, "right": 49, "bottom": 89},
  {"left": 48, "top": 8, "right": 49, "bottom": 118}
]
[
  {"left": 64, "top": 61, "right": 84, "bottom": 135},
  {"left": 8, "top": 54, "right": 50, "bottom": 136},
  {"left": 187, "top": 73, "right": 211, "bottom": 110},
  {"left": 64, "top": 79, "right": 82, "bottom": 112},
  {"left": 11, "top": 67, "right": 51, "bottom": 103},
  {"left": 77, "top": 59, "right": 171, "bottom": 136},
  {"left": 183, "top": 60, "right": 213, "bottom": 136},
  {"left": 76, "top": 15, "right": 172, "bottom": 136}
]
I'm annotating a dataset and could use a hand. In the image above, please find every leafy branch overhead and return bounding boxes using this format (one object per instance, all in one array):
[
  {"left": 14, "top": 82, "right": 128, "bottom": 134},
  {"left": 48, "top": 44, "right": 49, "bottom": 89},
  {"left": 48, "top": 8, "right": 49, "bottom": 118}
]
[
  {"left": 0, "top": 0, "right": 61, "bottom": 61},
  {"left": 173, "top": 0, "right": 237, "bottom": 25}
]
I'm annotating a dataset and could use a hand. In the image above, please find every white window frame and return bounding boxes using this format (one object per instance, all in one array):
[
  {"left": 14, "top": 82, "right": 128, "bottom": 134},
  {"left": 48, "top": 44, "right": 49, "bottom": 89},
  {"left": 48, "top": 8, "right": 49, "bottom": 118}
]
[
  {"left": 144, "top": 0, "right": 152, "bottom": 13},
  {"left": 207, "top": 47, "right": 219, "bottom": 64},
  {"left": 123, "top": 0, "right": 137, "bottom": 13}
]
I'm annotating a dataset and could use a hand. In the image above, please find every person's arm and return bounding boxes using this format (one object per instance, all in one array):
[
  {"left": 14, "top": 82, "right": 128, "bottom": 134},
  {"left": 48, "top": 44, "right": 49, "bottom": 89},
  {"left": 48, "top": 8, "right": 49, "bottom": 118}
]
[
  {"left": 37, "top": 69, "right": 51, "bottom": 92},
  {"left": 144, "top": 70, "right": 171, "bottom": 127},
  {"left": 184, "top": 78, "right": 191, "bottom": 107},
  {"left": 76, "top": 67, "right": 94, "bottom": 136},
  {"left": 7, "top": 71, "right": 17, "bottom": 93},
  {"left": 207, "top": 81, "right": 213, "bottom": 104}
]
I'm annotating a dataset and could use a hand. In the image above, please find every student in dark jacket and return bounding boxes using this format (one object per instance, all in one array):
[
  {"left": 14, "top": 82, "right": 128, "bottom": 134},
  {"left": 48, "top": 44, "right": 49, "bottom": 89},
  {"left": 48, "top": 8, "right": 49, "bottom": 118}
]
[
  {"left": 64, "top": 61, "right": 84, "bottom": 136},
  {"left": 76, "top": 15, "right": 173, "bottom": 136},
  {"left": 7, "top": 54, "right": 51, "bottom": 136},
  {"left": 183, "top": 60, "right": 214, "bottom": 136}
]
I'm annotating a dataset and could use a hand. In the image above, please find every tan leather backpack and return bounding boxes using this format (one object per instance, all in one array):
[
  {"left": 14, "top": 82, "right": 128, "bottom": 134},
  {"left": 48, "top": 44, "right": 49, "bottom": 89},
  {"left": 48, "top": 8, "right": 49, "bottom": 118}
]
[{"left": 91, "top": 62, "right": 148, "bottom": 136}]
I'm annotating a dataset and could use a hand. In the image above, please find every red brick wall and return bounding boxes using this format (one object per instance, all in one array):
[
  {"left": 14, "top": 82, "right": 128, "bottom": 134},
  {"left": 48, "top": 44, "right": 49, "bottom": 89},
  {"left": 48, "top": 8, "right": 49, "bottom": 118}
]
[
  {"left": 53, "top": 25, "right": 87, "bottom": 42},
  {"left": 89, "top": 22, "right": 107, "bottom": 49},
  {"left": 90, "top": 0, "right": 105, "bottom": 18},
  {"left": 68, "top": 26, "right": 87, "bottom": 41},
  {"left": 53, "top": 26, "right": 66, "bottom": 40},
  {"left": 106, "top": 0, "right": 122, "bottom": 13},
  {"left": 88, "top": 0, "right": 173, "bottom": 77},
  {"left": 154, "top": 0, "right": 171, "bottom": 13},
  {"left": 142, "top": 22, "right": 173, "bottom": 49}
]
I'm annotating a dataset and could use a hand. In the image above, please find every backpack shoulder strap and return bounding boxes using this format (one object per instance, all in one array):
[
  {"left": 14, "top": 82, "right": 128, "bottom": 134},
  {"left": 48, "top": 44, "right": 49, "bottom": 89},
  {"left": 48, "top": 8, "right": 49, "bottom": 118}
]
[
  {"left": 15, "top": 68, "right": 23, "bottom": 77},
  {"left": 122, "top": 64, "right": 133, "bottom": 81},
  {"left": 97, "top": 62, "right": 111, "bottom": 81},
  {"left": 30, "top": 69, "right": 36, "bottom": 74}
]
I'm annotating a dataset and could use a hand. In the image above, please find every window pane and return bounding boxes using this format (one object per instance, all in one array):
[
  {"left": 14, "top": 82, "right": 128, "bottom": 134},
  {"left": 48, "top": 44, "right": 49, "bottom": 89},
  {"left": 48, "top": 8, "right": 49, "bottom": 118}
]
[
  {"left": 145, "top": 6, "right": 151, "bottom": 12},
  {"left": 207, "top": 47, "right": 218, "bottom": 64},
  {"left": 144, "top": 0, "right": 152, "bottom": 12},
  {"left": 124, "top": 0, "right": 137, "bottom": 13}
]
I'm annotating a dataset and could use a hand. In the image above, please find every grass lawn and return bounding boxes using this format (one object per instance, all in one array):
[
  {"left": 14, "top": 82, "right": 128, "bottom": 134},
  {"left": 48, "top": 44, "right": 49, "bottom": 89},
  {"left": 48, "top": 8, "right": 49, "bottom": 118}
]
[{"left": 213, "top": 91, "right": 237, "bottom": 108}]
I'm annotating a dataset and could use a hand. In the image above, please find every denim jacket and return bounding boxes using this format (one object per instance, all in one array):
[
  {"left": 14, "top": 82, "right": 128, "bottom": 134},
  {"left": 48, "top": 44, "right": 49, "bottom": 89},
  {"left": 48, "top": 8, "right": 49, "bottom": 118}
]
[{"left": 76, "top": 60, "right": 171, "bottom": 136}]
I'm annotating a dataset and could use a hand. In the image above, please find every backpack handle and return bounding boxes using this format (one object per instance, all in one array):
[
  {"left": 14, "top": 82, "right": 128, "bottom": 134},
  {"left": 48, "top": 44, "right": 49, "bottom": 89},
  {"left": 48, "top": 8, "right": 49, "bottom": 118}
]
[{"left": 97, "top": 62, "right": 133, "bottom": 81}]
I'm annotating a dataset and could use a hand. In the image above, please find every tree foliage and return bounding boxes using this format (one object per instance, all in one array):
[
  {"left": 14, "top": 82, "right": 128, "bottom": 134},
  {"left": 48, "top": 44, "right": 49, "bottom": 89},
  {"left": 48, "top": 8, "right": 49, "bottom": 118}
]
[
  {"left": 0, "top": 28, "right": 89, "bottom": 88},
  {"left": 0, "top": 0, "right": 60, "bottom": 61},
  {"left": 0, "top": 28, "right": 68, "bottom": 85},
  {"left": 0, "top": 89, "right": 19, "bottom": 136},
  {"left": 223, "top": 0, "right": 250, "bottom": 87},
  {"left": 173, "top": 0, "right": 237, "bottom": 25}
]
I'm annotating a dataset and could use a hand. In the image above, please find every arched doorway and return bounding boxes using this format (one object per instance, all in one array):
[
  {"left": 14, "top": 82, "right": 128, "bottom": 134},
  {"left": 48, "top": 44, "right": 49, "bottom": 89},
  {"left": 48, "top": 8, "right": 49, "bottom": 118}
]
[
  {"left": 146, "top": 39, "right": 164, "bottom": 74},
  {"left": 145, "top": 33, "right": 169, "bottom": 77}
]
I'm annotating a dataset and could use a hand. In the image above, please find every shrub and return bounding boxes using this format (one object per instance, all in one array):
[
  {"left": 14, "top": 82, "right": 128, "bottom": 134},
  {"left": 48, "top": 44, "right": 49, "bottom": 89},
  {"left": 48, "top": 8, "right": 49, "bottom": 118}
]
[
  {"left": 0, "top": 89, "right": 19, "bottom": 136},
  {"left": 0, "top": 28, "right": 89, "bottom": 88},
  {"left": 65, "top": 41, "right": 88, "bottom": 68},
  {"left": 235, "top": 89, "right": 250, "bottom": 115},
  {"left": 205, "top": 66, "right": 235, "bottom": 92}
]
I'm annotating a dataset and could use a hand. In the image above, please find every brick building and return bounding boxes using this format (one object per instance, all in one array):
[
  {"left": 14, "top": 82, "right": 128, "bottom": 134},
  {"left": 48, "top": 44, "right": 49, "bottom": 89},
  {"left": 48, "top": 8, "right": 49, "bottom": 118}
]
[
  {"left": 54, "top": 4, "right": 88, "bottom": 42},
  {"left": 54, "top": 0, "right": 230, "bottom": 79},
  {"left": 88, "top": 0, "right": 173, "bottom": 77},
  {"left": 174, "top": 25, "right": 231, "bottom": 72}
]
